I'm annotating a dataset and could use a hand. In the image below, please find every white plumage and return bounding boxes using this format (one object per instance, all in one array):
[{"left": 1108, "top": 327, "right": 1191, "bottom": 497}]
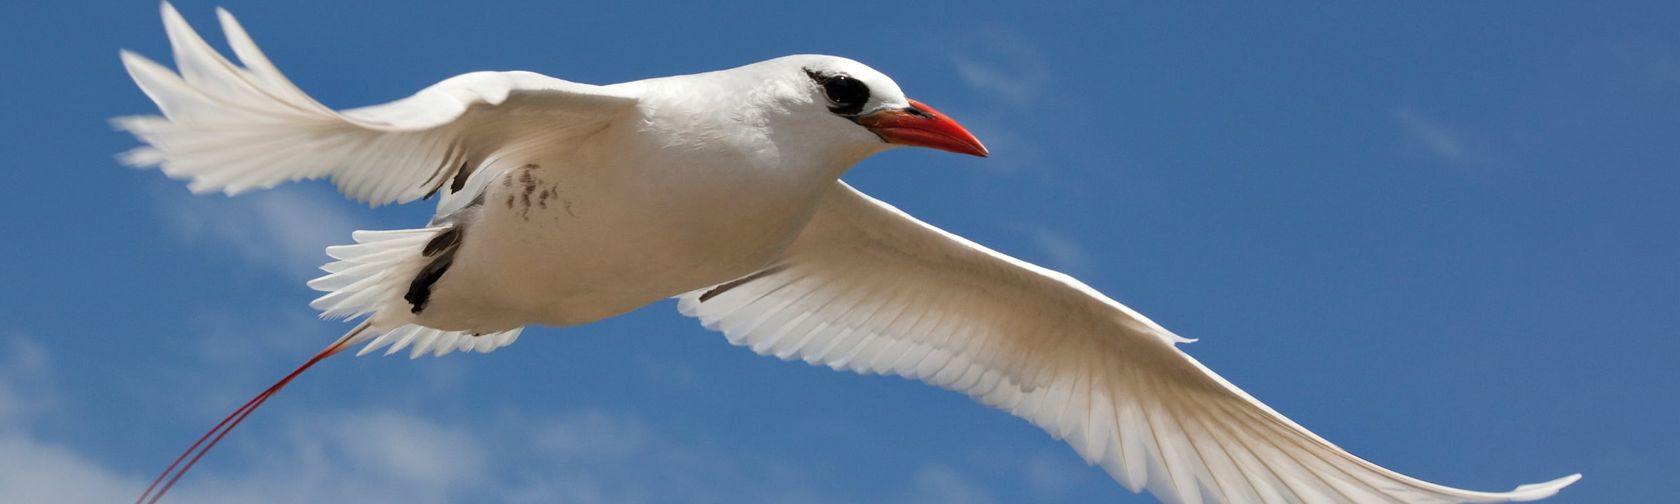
[
  {"left": 677, "top": 184, "right": 1579, "bottom": 503},
  {"left": 116, "top": 6, "right": 637, "bottom": 205},
  {"left": 118, "top": 4, "right": 1579, "bottom": 503}
]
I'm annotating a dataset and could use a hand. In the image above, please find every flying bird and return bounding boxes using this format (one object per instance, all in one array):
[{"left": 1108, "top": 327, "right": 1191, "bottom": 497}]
[{"left": 116, "top": 4, "right": 1579, "bottom": 503}]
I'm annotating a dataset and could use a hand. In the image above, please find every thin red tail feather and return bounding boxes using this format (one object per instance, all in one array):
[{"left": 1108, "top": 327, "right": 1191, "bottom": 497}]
[{"left": 136, "top": 321, "right": 370, "bottom": 504}]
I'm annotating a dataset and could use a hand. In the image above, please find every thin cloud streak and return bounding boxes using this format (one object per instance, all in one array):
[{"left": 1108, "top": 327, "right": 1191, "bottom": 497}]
[
  {"left": 1001, "top": 221, "right": 1094, "bottom": 276},
  {"left": 0, "top": 334, "right": 144, "bottom": 504},
  {"left": 152, "top": 185, "right": 363, "bottom": 282},
  {"left": 946, "top": 27, "right": 1059, "bottom": 183},
  {"left": 1394, "top": 107, "right": 1467, "bottom": 163},
  {"left": 0, "top": 434, "right": 143, "bottom": 504},
  {"left": 0, "top": 336, "right": 52, "bottom": 429},
  {"left": 1024, "top": 452, "right": 1083, "bottom": 501},
  {"left": 897, "top": 464, "right": 998, "bottom": 504},
  {"left": 1025, "top": 225, "right": 1091, "bottom": 275},
  {"left": 0, "top": 376, "right": 1009, "bottom": 504},
  {"left": 951, "top": 28, "right": 1052, "bottom": 109}
]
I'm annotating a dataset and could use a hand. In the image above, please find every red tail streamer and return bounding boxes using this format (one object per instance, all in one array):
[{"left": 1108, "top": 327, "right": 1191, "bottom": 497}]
[{"left": 136, "top": 322, "right": 369, "bottom": 504}]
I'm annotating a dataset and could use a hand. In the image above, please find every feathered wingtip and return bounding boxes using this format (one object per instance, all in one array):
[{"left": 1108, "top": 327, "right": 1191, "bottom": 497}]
[
  {"left": 1505, "top": 473, "right": 1582, "bottom": 502},
  {"left": 112, "top": 1, "right": 342, "bottom": 197}
]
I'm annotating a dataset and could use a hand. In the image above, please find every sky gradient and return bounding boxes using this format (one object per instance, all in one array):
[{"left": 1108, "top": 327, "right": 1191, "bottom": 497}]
[{"left": 2, "top": 1, "right": 1675, "bottom": 502}]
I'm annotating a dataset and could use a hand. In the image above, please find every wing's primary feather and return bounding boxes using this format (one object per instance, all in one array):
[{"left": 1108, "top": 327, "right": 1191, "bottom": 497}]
[
  {"left": 677, "top": 181, "right": 1579, "bottom": 504},
  {"left": 114, "top": 3, "right": 639, "bottom": 207}
]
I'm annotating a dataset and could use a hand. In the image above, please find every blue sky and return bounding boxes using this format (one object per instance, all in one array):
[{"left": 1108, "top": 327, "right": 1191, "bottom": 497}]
[{"left": 1, "top": 1, "right": 1675, "bottom": 502}]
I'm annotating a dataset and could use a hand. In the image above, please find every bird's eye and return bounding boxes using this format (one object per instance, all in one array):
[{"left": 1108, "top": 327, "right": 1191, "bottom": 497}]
[
  {"left": 823, "top": 75, "right": 869, "bottom": 110},
  {"left": 814, "top": 73, "right": 870, "bottom": 116}
]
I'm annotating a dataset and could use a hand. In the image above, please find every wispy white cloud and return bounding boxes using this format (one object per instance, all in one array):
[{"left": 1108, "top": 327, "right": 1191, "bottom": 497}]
[
  {"left": 951, "top": 28, "right": 1052, "bottom": 109},
  {"left": 0, "top": 333, "right": 483, "bottom": 504},
  {"left": 1609, "top": 40, "right": 1680, "bottom": 87},
  {"left": 1027, "top": 226, "right": 1091, "bottom": 274},
  {"left": 0, "top": 399, "right": 1038, "bottom": 504},
  {"left": 186, "top": 306, "right": 331, "bottom": 364},
  {"left": 308, "top": 410, "right": 489, "bottom": 491},
  {"left": 634, "top": 353, "right": 703, "bottom": 392},
  {"left": 142, "top": 306, "right": 353, "bottom": 419},
  {"left": 946, "top": 27, "right": 1058, "bottom": 182},
  {"left": 1394, "top": 107, "right": 1467, "bottom": 163},
  {"left": 500, "top": 408, "right": 814, "bottom": 504},
  {"left": 1023, "top": 452, "right": 1084, "bottom": 501},
  {"left": 896, "top": 464, "right": 997, "bottom": 504},
  {"left": 533, "top": 409, "right": 652, "bottom": 462},
  {"left": 0, "top": 334, "right": 1016, "bottom": 504},
  {"left": 0, "top": 434, "right": 143, "bottom": 504},
  {"left": 1001, "top": 221, "right": 1093, "bottom": 276},
  {"left": 153, "top": 186, "right": 362, "bottom": 282},
  {"left": 158, "top": 409, "right": 489, "bottom": 504},
  {"left": 0, "top": 395, "right": 1008, "bottom": 504},
  {"left": 0, "top": 407, "right": 497, "bottom": 504},
  {"left": 0, "top": 335, "right": 140, "bottom": 504},
  {"left": 0, "top": 335, "right": 53, "bottom": 430}
]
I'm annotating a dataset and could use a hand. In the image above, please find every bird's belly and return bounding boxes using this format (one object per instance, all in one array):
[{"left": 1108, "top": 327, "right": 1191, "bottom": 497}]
[{"left": 418, "top": 162, "right": 816, "bottom": 331}]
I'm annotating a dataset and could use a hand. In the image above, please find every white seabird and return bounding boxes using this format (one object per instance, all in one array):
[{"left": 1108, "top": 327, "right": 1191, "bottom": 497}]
[{"left": 117, "top": 4, "right": 1579, "bottom": 503}]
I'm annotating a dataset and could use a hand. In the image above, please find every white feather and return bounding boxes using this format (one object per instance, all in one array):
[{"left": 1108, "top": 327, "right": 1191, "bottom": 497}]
[
  {"left": 115, "top": 3, "right": 638, "bottom": 208},
  {"left": 676, "top": 182, "right": 1580, "bottom": 504}
]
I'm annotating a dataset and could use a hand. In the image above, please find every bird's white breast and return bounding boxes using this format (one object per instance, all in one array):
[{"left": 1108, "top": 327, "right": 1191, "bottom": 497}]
[{"left": 416, "top": 94, "right": 848, "bottom": 332}]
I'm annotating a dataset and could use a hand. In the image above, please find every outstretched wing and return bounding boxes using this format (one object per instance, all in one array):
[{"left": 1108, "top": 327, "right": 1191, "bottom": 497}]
[
  {"left": 677, "top": 182, "right": 1579, "bottom": 504},
  {"left": 114, "top": 3, "right": 639, "bottom": 207}
]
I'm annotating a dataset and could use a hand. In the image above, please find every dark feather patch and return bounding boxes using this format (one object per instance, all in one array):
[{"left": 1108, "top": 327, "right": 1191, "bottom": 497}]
[
  {"left": 449, "top": 160, "right": 474, "bottom": 193},
  {"left": 405, "top": 256, "right": 453, "bottom": 314},
  {"left": 518, "top": 167, "right": 540, "bottom": 219},
  {"left": 422, "top": 227, "right": 462, "bottom": 257},
  {"left": 422, "top": 140, "right": 469, "bottom": 199},
  {"left": 407, "top": 226, "right": 464, "bottom": 313}
]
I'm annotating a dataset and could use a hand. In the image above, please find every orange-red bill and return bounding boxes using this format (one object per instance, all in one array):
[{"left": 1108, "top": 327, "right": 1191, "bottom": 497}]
[{"left": 856, "top": 98, "right": 989, "bottom": 157}]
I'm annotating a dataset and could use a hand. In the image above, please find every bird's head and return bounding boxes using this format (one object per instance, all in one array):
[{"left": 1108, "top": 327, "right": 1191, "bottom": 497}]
[{"left": 773, "top": 55, "right": 989, "bottom": 159}]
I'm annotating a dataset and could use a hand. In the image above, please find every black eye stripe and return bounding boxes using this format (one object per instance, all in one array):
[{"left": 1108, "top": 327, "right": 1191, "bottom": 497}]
[{"left": 804, "top": 68, "right": 871, "bottom": 116}]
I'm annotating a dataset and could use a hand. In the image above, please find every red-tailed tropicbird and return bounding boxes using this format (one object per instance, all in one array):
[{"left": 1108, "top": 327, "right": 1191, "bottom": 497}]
[{"left": 116, "top": 4, "right": 1579, "bottom": 503}]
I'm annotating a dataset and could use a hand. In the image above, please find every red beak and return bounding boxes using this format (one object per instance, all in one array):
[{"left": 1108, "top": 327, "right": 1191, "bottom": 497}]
[{"left": 855, "top": 99, "right": 989, "bottom": 157}]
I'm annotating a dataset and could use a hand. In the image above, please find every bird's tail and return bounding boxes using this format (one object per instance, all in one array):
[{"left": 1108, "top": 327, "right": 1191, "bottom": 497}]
[
  {"left": 133, "top": 320, "right": 370, "bottom": 504},
  {"left": 135, "top": 224, "right": 527, "bottom": 503},
  {"left": 308, "top": 227, "right": 524, "bottom": 358}
]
